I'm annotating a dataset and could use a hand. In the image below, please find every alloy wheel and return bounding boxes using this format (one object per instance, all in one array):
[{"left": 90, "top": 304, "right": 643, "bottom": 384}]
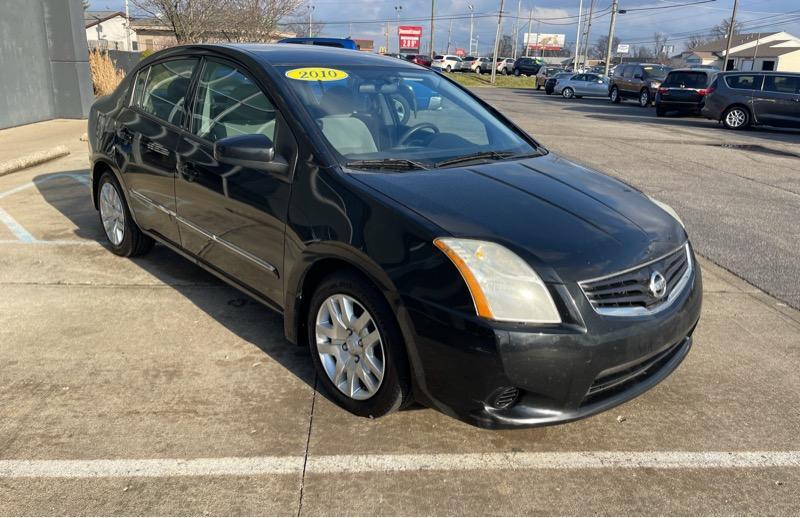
[
  {"left": 640, "top": 90, "right": 650, "bottom": 107},
  {"left": 315, "top": 294, "right": 385, "bottom": 400},
  {"left": 725, "top": 108, "right": 747, "bottom": 128},
  {"left": 563, "top": 88, "right": 574, "bottom": 99},
  {"left": 99, "top": 182, "right": 125, "bottom": 246}
]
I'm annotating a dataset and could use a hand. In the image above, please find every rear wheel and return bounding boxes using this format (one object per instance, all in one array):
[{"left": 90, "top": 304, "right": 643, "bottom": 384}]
[
  {"left": 307, "top": 272, "right": 411, "bottom": 418},
  {"left": 610, "top": 86, "right": 621, "bottom": 103},
  {"left": 722, "top": 106, "right": 750, "bottom": 130},
  {"left": 562, "top": 87, "right": 575, "bottom": 99},
  {"left": 97, "top": 172, "right": 153, "bottom": 257}
]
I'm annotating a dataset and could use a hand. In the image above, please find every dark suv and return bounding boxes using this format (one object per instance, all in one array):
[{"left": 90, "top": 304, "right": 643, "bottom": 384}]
[
  {"left": 655, "top": 69, "right": 716, "bottom": 117},
  {"left": 512, "top": 57, "right": 541, "bottom": 76},
  {"left": 702, "top": 72, "right": 800, "bottom": 130},
  {"left": 609, "top": 63, "right": 671, "bottom": 107}
]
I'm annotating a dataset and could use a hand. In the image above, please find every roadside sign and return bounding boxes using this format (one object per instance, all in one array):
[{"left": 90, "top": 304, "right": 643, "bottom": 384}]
[
  {"left": 399, "top": 26, "right": 423, "bottom": 53},
  {"left": 616, "top": 44, "right": 630, "bottom": 54},
  {"left": 523, "top": 33, "right": 565, "bottom": 51}
]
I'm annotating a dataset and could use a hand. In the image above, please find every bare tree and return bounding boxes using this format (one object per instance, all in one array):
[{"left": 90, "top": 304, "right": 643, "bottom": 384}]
[
  {"left": 282, "top": 18, "right": 326, "bottom": 38},
  {"left": 653, "top": 32, "right": 669, "bottom": 61},
  {"left": 632, "top": 45, "right": 653, "bottom": 59},
  {"left": 686, "top": 33, "right": 707, "bottom": 50},
  {"left": 711, "top": 17, "right": 744, "bottom": 40},
  {"left": 591, "top": 35, "right": 620, "bottom": 60},
  {"left": 130, "top": 0, "right": 301, "bottom": 44}
]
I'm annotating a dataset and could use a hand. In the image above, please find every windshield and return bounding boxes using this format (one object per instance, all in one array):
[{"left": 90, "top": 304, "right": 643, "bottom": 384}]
[
  {"left": 278, "top": 65, "right": 540, "bottom": 168},
  {"left": 643, "top": 66, "right": 670, "bottom": 80}
]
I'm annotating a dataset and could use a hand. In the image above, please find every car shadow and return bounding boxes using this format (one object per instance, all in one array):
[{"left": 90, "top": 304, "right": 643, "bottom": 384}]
[{"left": 33, "top": 169, "right": 398, "bottom": 410}]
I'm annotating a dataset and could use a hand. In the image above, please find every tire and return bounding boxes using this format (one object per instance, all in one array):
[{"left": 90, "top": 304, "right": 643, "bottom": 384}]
[
  {"left": 307, "top": 272, "right": 412, "bottom": 418},
  {"left": 656, "top": 106, "right": 666, "bottom": 117},
  {"left": 722, "top": 105, "right": 751, "bottom": 130},
  {"left": 446, "top": 65, "right": 452, "bottom": 73},
  {"left": 513, "top": 69, "right": 520, "bottom": 76},
  {"left": 391, "top": 95, "right": 411, "bottom": 124},
  {"left": 610, "top": 86, "right": 621, "bottom": 103},
  {"left": 639, "top": 88, "right": 651, "bottom": 107},
  {"left": 97, "top": 172, "right": 154, "bottom": 257},
  {"left": 501, "top": 68, "right": 508, "bottom": 75},
  {"left": 562, "top": 87, "right": 574, "bottom": 99}
]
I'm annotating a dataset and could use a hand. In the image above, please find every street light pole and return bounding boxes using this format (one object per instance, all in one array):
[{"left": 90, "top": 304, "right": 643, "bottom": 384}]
[
  {"left": 491, "top": 0, "right": 505, "bottom": 84},
  {"left": 581, "top": 0, "right": 596, "bottom": 70},
  {"left": 512, "top": 0, "right": 521, "bottom": 59},
  {"left": 446, "top": 17, "right": 453, "bottom": 54},
  {"left": 603, "top": 0, "right": 618, "bottom": 77},
  {"left": 723, "top": 0, "right": 740, "bottom": 71},
  {"left": 395, "top": 5, "right": 403, "bottom": 53},
  {"left": 468, "top": 4, "right": 474, "bottom": 56},
  {"left": 429, "top": 0, "right": 436, "bottom": 57},
  {"left": 573, "top": 0, "right": 583, "bottom": 72},
  {"left": 525, "top": 8, "right": 532, "bottom": 57},
  {"left": 307, "top": 4, "right": 315, "bottom": 37}
]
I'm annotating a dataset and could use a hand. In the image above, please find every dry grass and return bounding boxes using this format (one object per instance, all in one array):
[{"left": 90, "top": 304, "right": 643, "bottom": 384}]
[{"left": 89, "top": 49, "right": 126, "bottom": 96}]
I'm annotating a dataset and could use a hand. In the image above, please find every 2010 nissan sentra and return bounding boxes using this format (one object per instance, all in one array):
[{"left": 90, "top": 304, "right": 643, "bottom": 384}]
[{"left": 87, "top": 44, "right": 702, "bottom": 429}]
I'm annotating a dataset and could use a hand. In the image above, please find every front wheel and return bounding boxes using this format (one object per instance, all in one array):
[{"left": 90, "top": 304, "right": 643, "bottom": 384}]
[
  {"left": 513, "top": 68, "right": 520, "bottom": 76},
  {"left": 562, "top": 87, "right": 575, "bottom": 99},
  {"left": 610, "top": 86, "right": 621, "bottom": 103},
  {"left": 446, "top": 65, "right": 452, "bottom": 73},
  {"left": 722, "top": 106, "right": 751, "bottom": 130},
  {"left": 308, "top": 272, "right": 412, "bottom": 418},
  {"left": 97, "top": 172, "right": 153, "bottom": 257},
  {"left": 639, "top": 89, "right": 651, "bottom": 107}
]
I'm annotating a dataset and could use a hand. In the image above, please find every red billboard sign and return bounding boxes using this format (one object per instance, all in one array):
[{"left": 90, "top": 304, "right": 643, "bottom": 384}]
[
  {"left": 455, "top": 47, "right": 466, "bottom": 57},
  {"left": 398, "top": 25, "right": 423, "bottom": 53}
]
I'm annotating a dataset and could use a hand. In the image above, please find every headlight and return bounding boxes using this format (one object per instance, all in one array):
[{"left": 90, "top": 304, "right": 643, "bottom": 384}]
[
  {"left": 433, "top": 238, "right": 561, "bottom": 324},
  {"left": 648, "top": 196, "right": 685, "bottom": 228}
]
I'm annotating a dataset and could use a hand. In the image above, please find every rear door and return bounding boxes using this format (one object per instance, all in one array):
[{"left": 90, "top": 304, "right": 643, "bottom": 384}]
[
  {"left": 174, "top": 57, "right": 298, "bottom": 306},
  {"left": 619, "top": 65, "right": 633, "bottom": 95},
  {"left": 115, "top": 57, "right": 198, "bottom": 245},
  {"left": 753, "top": 75, "right": 800, "bottom": 127}
]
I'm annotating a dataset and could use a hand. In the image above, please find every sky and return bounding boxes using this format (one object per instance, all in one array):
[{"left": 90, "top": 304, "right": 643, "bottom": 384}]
[{"left": 90, "top": 0, "right": 800, "bottom": 55}]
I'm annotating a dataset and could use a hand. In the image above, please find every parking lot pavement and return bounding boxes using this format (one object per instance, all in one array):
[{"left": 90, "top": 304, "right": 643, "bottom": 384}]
[
  {"left": 1, "top": 105, "right": 799, "bottom": 515},
  {"left": 473, "top": 88, "right": 800, "bottom": 310}
]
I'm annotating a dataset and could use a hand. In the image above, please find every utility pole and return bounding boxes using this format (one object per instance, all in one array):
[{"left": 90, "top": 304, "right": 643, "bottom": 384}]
[
  {"left": 525, "top": 8, "right": 532, "bottom": 57},
  {"left": 512, "top": 0, "right": 521, "bottom": 59},
  {"left": 603, "top": 0, "right": 618, "bottom": 77},
  {"left": 386, "top": 21, "right": 390, "bottom": 53},
  {"left": 124, "top": 0, "right": 131, "bottom": 51},
  {"left": 348, "top": 22, "right": 352, "bottom": 38},
  {"left": 491, "top": 0, "right": 505, "bottom": 84},
  {"left": 723, "top": 0, "right": 739, "bottom": 71},
  {"left": 581, "top": 0, "right": 596, "bottom": 70},
  {"left": 573, "top": 0, "right": 583, "bottom": 71},
  {"left": 307, "top": 4, "right": 315, "bottom": 37},
  {"left": 429, "top": 0, "right": 436, "bottom": 57},
  {"left": 446, "top": 17, "right": 453, "bottom": 54},
  {"left": 468, "top": 4, "right": 475, "bottom": 56},
  {"left": 395, "top": 5, "right": 403, "bottom": 53}
]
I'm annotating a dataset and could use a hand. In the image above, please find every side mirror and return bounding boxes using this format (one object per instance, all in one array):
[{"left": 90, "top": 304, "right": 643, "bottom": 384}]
[
  {"left": 213, "top": 134, "right": 288, "bottom": 174},
  {"left": 427, "top": 95, "right": 443, "bottom": 110}
]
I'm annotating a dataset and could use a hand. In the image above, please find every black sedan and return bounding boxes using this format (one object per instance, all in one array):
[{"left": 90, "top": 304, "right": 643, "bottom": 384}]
[{"left": 88, "top": 44, "right": 701, "bottom": 428}]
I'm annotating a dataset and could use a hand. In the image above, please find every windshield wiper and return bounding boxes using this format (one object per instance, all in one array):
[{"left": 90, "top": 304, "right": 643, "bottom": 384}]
[
  {"left": 433, "top": 150, "right": 542, "bottom": 168},
  {"left": 346, "top": 158, "right": 430, "bottom": 171}
]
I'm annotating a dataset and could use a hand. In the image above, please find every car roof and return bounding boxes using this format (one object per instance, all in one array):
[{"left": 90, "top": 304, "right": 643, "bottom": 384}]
[{"left": 153, "top": 43, "right": 422, "bottom": 70}]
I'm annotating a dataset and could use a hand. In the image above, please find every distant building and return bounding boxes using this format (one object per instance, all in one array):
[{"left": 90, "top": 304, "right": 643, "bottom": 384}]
[
  {"left": 85, "top": 11, "right": 137, "bottom": 51},
  {"left": 674, "top": 32, "right": 800, "bottom": 72},
  {"left": 130, "top": 18, "right": 177, "bottom": 51},
  {"left": 353, "top": 39, "right": 374, "bottom": 52}
]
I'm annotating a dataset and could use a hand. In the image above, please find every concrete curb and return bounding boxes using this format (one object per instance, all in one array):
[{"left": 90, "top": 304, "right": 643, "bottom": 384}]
[{"left": 0, "top": 146, "right": 71, "bottom": 177}]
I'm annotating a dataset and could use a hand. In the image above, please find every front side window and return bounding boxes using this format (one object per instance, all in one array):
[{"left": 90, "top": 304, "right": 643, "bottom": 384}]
[
  {"left": 278, "top": 65, "right": 540, "bottom": 166},
  {"left": 725, "top": 74, "right": 764, "bottom": 90},
  {"left": 763, "top": 75, "right": 798, "bottom": 94},
  {"left": 138, "top": 59, "right": 197, "bottom": 125},
  {"left": 191, "top": 60, "right": 277, "bottom": 143}
]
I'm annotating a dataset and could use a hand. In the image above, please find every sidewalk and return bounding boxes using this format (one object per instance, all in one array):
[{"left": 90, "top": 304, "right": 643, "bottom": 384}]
[{"left": 0, "top": 119, "right": 88, "bottom": 174}]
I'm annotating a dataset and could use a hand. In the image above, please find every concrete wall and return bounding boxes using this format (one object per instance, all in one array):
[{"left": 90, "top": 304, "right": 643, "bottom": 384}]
[{"left": 0, "top": 0, "right": 92, "bottom": 129}]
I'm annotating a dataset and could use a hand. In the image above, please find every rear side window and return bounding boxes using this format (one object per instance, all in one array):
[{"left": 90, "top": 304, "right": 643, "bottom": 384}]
[
  {"left": 725, "top": 75, "right": 764, "bottom": 90},
  {"left": 763, "top": 75, "right": 799, "bottom": 94},
  {"left": 190, "top": 60, "right": 277, "bottom": 143},
  {"left": 663, "top": 71, "right": 708, "bottom": 88},
  {"left": 137, "top": 59, "right": 197, "bottom": 125}
]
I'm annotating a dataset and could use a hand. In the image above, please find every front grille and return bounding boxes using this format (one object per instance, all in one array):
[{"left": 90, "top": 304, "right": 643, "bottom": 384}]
[
  {"left": 579, "top": 244, "right": 691, "bottom": 316},
  {"left": 583, "top": 339, "right": 685, "bottom": 404}
]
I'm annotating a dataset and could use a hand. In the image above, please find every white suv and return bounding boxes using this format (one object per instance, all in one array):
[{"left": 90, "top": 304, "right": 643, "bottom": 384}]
[{"left": 432, "top": 55, "right": 462, "bottom": 73}]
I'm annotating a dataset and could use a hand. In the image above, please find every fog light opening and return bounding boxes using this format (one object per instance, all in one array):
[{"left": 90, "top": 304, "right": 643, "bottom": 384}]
[{"left": 491, "top": 387, "right": 520, "bottom": 409}]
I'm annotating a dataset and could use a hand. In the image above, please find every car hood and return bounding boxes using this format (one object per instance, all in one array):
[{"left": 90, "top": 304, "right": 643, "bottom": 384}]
[{"left": 351, "top": 153, "right": 686, "bottom": 283}]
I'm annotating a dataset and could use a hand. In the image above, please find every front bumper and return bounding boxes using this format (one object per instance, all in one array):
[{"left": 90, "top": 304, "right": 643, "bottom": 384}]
[{"left": 402, "top": 251, "right": 703, "bottom": 429}]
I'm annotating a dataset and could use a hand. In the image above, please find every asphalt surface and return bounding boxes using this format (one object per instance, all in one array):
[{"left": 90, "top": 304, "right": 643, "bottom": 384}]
[
  {"left": 0, "top": 95, "right": 799, "bottom": 515},
  {"left": 473, "top": 88, "right": 800, "bottom": 310}
]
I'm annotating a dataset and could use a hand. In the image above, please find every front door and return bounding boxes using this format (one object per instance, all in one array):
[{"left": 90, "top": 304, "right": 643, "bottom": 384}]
[
  {"left": 116, "top": 58, "right": 198, "bottom": 244},
  {"left": 174, "top": 58, "right": 297, "bottom": 307},
  {"left": 753, "top": 75, "right": 800, "bottom": 128}
]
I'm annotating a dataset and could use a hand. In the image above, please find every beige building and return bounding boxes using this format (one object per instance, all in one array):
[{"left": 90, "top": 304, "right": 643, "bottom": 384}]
[
  {"left": 129, "top": 18, "right": 177, "bottom": 51},
  {"left": 675, "top": 32, "right": 800, "bottom": 72}
]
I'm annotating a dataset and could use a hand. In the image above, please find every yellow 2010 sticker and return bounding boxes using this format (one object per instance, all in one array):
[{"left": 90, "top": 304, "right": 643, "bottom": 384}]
[{"left": 285, "top": 67, "right": 349, "bottom": 81}]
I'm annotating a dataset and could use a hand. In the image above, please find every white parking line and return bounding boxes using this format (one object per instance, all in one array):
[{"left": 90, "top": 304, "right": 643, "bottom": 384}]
[{"left": 1, "top": 451, "right": 798, "bottom": 478}]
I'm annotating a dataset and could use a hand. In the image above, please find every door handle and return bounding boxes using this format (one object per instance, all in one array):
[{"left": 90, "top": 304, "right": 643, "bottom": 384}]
[{"left": 178, "top": 160, "right": 200, "bottom": 182}]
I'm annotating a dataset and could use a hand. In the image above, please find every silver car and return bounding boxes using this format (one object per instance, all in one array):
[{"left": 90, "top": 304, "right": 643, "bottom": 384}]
[{"left": 555, "top": 73, "right": 610, "bottom": 99}]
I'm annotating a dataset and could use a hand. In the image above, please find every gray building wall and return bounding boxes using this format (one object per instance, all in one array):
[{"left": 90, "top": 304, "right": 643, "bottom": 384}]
[{"left": 0, "top": 0, "right": 92, "bottom": 129}]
